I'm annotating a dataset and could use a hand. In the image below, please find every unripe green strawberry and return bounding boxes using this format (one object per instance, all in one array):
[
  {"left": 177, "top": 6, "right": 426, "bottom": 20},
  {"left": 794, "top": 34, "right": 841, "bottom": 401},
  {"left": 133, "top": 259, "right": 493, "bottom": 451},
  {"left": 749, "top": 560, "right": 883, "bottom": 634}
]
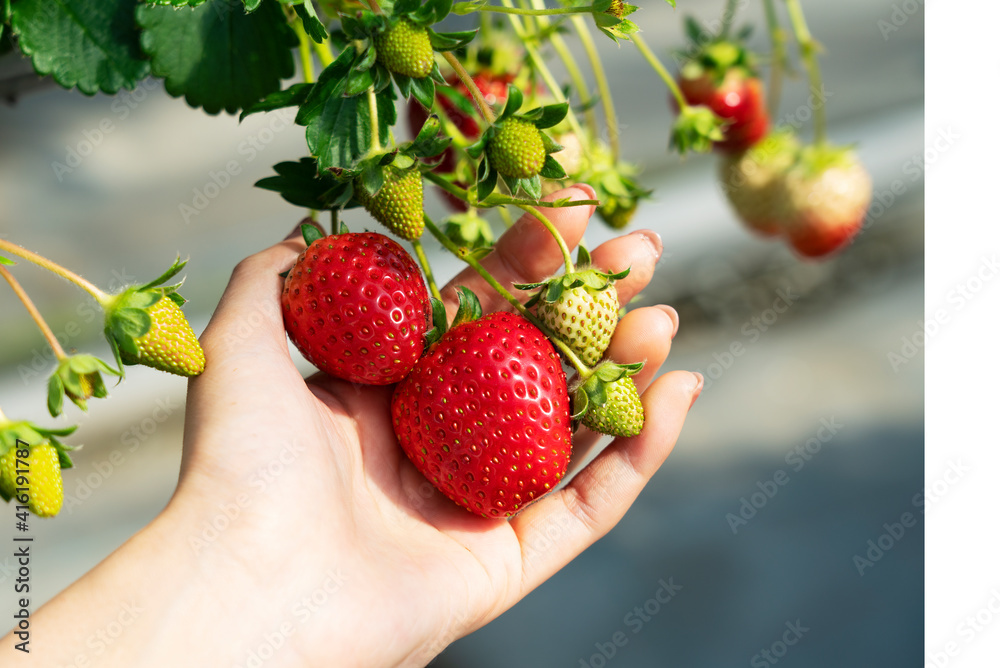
[
  {"left": 487, "top": 118, "right": 547, "bottom": 179},
  {"left": 122, "top": 297, "right": 205, "bottom": 376},
  {"left": 103, "top": 258, "right": 206, "bottom": 377},
  {"left": 0, "top": 443, "right": 64, "bottom": 517},
  {"left": 537, "top": 284, "right": 619, "bottom": 367},
  {"left": 597, "top": 200, "right": 638, "bottom": 229},
  {"left": 376, "top": 18, "right": 434, "bottom": 79},
  {"left": 356, "top": 167, "right": 425, "bottom": 240},
  {"left": 581, "top": 375, "right": 643, "bottom": 438}
]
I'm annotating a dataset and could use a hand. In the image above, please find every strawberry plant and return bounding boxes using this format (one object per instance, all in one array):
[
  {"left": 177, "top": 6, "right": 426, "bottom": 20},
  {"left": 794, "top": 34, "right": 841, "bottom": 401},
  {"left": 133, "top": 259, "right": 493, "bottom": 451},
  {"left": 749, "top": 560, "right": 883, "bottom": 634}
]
[{"left": 0, "top": 0, "right": 873, "bottom": 518}]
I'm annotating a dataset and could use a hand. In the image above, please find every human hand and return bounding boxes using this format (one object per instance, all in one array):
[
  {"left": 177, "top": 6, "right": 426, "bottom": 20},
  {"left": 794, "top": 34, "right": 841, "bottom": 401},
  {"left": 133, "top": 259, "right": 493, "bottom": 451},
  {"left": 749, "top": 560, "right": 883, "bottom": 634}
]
[{"left": 24, "top": 185, "right": 702, "bottom": 667}]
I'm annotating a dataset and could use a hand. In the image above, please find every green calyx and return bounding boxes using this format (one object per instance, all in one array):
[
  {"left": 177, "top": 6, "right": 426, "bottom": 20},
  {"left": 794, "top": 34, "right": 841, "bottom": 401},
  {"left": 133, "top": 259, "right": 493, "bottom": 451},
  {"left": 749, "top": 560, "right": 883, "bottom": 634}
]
[
  {"left": 515, "top": 252, "right": 629, "bottom": 309},
  {"left": 0, "top": 418, "right": 76, "bottom": 502},
  {"left": 572, "top": 361, "right": 645, "bottom": 437},
  {"left": 792, "top": 143, "right": 861, "bottom": 178},
  {"left": 680, "top": 18, "right": 759, "bottom": 82},
  {"left": 592, "top": 0, "right": 641, "bottom": 43},
  {"left": 47, "top": 355, "right": 120, "bottom": 417},
  {"left": 671, "top": 105, "right": 726, "bottom": 155},
  {"left": 102, "top": 257, "right": 205, "bottom": 377},
  {"left": 444, "top": 211, "right": 494, "bottom": 250},
  {"left": 423, "top": 286, "right": 481, "bottom": 348},
  {"left": 467, "top": 84, "right": 569, "bottom": 199},
  {"left": 575, "top": 139, "right": 650, "bottom": 229}
]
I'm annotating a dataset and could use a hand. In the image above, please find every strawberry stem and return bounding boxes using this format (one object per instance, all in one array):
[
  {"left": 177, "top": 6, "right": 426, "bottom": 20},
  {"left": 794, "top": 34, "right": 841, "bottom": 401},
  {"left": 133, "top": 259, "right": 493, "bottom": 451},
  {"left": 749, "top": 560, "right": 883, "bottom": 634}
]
[
  {"left": 548, "top": 31, "right": 600, "bottom": 140},
  {"left": 314, "top": 39, "right": 335, "bottom": 68},
  {"left": 411, "top": 239, "right": 442, "bottom": 301},
  {"left": 720, "top": 0, "right": 739, "bottom": 38},
  {"left": 367, "top": 87, "right": 381, "bottom": 152},
  {"left": 442, "top": 51, "right": 496, "bottom": 125},
  {"left": 423, "top": 214, "right": 590, "bottom": 375},
  {"left": 514, "top": 205, "right": 575, "bottom": 274},
  {"left": 292, "top": 18, "right": 315, "bottom": 84},
  {"left": 499, "top": 0, "right": 588, "bottom": 141},
  {"left": 0, "top": 265, "right": 67, "bottom": 361},
  {"left": 763, "top": 0, "right": 787, "bottom": 116},
  {"left": 784, "top": 0, "right": 826, "bottom": 145},
  {"left": 570, "top": 15, "right": 619, "bottom": 162},
  {"left": 0, "top": 240, "right": 111, "bottom": 307},
  {"left": 476, "top": 4, "right": 599, "bottom": 16},
  {"left": 363, "top": 0, "right": 383, "bottom": 15},
  {"left": 632, "top": 33, "right": 688, "bottom": 112}
]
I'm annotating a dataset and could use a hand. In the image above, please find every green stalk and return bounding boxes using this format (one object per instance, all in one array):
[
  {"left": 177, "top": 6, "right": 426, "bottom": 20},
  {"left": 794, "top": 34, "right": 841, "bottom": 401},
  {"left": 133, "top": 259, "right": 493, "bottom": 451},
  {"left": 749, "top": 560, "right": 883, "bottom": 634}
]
[
  {"left": 632, "top": 33, "right": 688, "bottom": 111},
  {"left": 720, "top": 0, "right": 739, "bottom": 38},
  {"left": 292, "top": 20, "right": 315, "bottom": 84},
  {"left": 423, "top": 215, "right": 590, "bottom": 375},
  {"left": 0, "top": 240, "right": 111, "bottom": 307},
  {"left": 762, "top": 0, "right": 787, "bottom": 115},
  {"left": 784, "top": 0, "right": 826, "bottom": 144},
  {"left": 0, "top": 265, "right": 68, "bottom": 360},
  {"left": 367, "top": 87, "right": 381, "bottom": 152},
  {"left": 442, "top": 51, "right": 496, "bottom": 124},
  {"left": 514, "top": 205, "right": 574, "bottom": 274},
  {"left": 548, "top": 32, "right": 600, "bottom": 138},
  {"left": 477, "top": 4, "right": 598, "bottom": 16},
  {"left": 314, "top": 40, "right": 335, "bottom": 68},
  {"left": 411, "top": 239, "right": 441, "bottom": 301},
  {"left": 499, "top": 0, "right": 588, "bottom": 140},
  {"left": 570, "top": 15, "right": 619, "bottom": 161}
]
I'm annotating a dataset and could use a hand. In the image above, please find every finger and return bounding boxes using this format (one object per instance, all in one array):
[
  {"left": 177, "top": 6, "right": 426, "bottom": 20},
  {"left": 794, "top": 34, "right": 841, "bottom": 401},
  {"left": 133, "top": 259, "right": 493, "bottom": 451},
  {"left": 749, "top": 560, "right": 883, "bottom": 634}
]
[
  {"left": 587, "top": 229, "right": 663, "bottom": 307},
  {"left": 568, "top": 304, "right": 680, "bottom": 463},
  {"left": 509, "top": 369, "right": 703, "bottom": 596},
  {"left": 198, "top": 220, "right": 320, "bottom": 361},
  {"left": 439, "top": 185, "right": 597, "bottom": 315}
]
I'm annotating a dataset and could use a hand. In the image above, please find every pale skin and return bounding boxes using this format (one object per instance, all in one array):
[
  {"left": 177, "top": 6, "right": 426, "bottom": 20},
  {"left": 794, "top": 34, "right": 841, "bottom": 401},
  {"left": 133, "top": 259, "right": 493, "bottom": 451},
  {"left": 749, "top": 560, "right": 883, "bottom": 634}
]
[{"left": 10, "top": 185, "right": 703, "bottom": 667}]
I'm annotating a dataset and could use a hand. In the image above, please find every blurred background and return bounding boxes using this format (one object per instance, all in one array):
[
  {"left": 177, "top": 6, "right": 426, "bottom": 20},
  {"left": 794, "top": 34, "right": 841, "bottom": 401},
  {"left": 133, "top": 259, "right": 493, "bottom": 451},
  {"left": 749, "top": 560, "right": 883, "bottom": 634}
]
[{"left": 0, "top": 0, "right": 923, "bottom": 665}]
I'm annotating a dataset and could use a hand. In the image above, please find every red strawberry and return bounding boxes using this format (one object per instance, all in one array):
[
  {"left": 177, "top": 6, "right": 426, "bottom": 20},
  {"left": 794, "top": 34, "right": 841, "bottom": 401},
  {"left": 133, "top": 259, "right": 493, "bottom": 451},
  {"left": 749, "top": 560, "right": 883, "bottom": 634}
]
[
  {"left": 779, "top": 145, "right": 872, "bottom": 259},
  {"left": 281, "top": 231, "right": 430, "bottom": 385},
  {"left": 678, "top": 68, "right": 769, "bottom": 153},
  {"left": 392, "top": 310, "right": 573, "bottom": 518}
]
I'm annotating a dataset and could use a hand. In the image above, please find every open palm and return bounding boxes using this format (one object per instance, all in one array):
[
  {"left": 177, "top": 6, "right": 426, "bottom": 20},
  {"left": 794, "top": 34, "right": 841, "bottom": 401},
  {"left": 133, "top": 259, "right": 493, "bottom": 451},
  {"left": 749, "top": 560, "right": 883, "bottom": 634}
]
[{"left": 171, "top": 186, "right": 701, "bottom": 667}]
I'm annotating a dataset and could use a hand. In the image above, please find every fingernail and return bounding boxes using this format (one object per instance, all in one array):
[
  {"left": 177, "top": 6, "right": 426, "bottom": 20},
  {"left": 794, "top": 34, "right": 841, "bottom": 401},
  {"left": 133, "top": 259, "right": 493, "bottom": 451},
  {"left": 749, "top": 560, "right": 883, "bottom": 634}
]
[
  {"left": 689, "top": 372, "right": 704, "bottom": 409},
  {"left": 569, "top": 183, "right": 598, "bottom": 218},
  {"left": 631, "top": 229, "right": 663, "bottom": 260},
  {"left": 657, "top": 305, "right": 680, "bottom": 339}
]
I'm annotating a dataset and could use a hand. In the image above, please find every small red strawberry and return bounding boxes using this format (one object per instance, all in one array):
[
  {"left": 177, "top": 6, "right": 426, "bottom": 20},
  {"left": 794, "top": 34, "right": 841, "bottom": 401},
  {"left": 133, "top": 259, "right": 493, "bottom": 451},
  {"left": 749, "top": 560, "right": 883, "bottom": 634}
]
[
  {"left": 391, "top": 294, "right": 573, "bottom": 518},
  {"left": 282, "top": 227, "right": 431, "bottom": 385},
  {"left": 779, "top": 145, "right": 873, "bottom": 258},
  {"left": 718, "top": 130, "right": 800, "bottom": 237},
  {"left": 677, "top": 41, "right": 769, "bottom": 153}
]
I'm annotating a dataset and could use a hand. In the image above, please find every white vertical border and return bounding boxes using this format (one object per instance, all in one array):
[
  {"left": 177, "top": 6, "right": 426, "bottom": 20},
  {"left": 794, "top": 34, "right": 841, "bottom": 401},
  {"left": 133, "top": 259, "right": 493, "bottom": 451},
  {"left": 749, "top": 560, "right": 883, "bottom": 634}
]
[{"left": 926, "top": 1, "right": 1000, "bottom": 665}]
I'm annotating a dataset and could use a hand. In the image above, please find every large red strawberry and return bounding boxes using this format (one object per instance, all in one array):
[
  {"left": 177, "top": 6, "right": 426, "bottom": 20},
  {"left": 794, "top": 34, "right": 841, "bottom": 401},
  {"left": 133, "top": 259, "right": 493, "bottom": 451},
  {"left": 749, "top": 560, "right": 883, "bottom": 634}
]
[
  {"left": 392, "top": 305, "right": 573, "bottom": 518},
  {"left": 677, "top": 41, "right": 769, "bottom": 153},
  {"left": 779, "top": 145, "right": 873, "bottom": 258},
  {"left": 282, "top": 229, "right": 431, "bottom": 385}
]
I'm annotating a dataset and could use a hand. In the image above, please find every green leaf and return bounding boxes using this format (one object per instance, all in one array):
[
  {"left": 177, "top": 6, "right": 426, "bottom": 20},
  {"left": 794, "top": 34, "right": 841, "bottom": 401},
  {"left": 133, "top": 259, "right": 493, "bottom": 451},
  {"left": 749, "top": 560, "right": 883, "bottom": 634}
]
[
  {"left": 477, "top": 165, "right": 498, "bottom": 201},
  {"left": 137, "top": 0, "right": 297, "bottom": 115},
  {"left": 427, "top": 28, "right": 478, "bottom": 51},
  {"left": 450, "top": 286, "right": 482, "bottom": 328},
  {"left": 10, "top": 0, "right": 150, "bottom": 95},
  {"left": 255, "top": 158, "right": 345, "bottom": 209},
  {"left": 138, "top": 256, "right": 187, "bottom": 290},
  {"left": 533, "top": 102, "right": 569, "bottom": 129},
  {"left": 47, "top": 375, "right": 64, "bottom": 418},
  {"left": 239, "top": 83, "right": 313, "bottom": 121},
  {"left": 395, "top": 0, "right": 422, "bottom": 14},
  {"left": 521, "top": 174, "right": 542, "bottom": 200},
  {"left": 294, "top": 1, "right": 328, "bottom": 43},
  {"left": 539, "top": 154, "right": 567, "bottom": 179},
  {"left": 301, "top": 221, "right": 324, "bottom": 246},
  {"left": 244, "top": 0, "right": 263, "bottom": 9},
  {"left": 0, "top": 256, "right": 14, "bottom": 266},
  {"left": 410, "top": 74, "right": 435, "bottom": 109},
  {"left": 500, "top": 85, "right": 523, "bottom": 120},
  {"left": 577, "top": 245, "right": 592, "bottom": 266}
]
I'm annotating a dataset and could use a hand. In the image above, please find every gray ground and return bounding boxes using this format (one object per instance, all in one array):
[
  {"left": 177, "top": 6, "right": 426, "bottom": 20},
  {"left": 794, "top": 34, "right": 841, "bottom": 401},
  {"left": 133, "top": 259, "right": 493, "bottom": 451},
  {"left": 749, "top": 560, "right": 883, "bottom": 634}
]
[{"left": 0, "top": 0, "right": 923, "bottom": 665}]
